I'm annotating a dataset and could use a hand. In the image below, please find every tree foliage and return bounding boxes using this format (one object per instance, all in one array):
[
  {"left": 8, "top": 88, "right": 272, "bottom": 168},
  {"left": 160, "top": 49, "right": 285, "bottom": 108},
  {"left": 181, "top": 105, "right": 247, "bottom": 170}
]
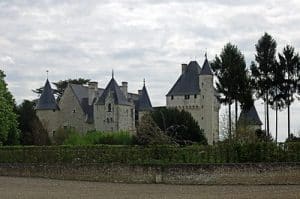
[
  {"left": 17, "top": 100, "right": 50, "bottom": 145},
  {"left": 250, "top": 33, "right": 277, "bottom": 135},
  {"left": 277, "top": 45, "right": 300, "bottom": 138},
  {"left": 150, "top": 108, "right": 207, "bottom": 145},
  {"left": 0, "top": 70, "right": 19, "bottom": 145},
  {"left": 136, "top": 113, "right": 172, "bottom": 145},
  {"left": 33, "top": 78, "right": 90, "bottom": 99},
  {"left": 211, "top": 43, "right": 250, "bottom": 136}
]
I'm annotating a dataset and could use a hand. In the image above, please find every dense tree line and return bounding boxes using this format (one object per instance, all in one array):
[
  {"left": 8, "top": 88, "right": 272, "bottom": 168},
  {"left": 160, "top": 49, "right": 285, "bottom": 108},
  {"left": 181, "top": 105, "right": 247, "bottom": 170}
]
[{"left": 212, "top": 33, "right": 300, "bottom": 143}]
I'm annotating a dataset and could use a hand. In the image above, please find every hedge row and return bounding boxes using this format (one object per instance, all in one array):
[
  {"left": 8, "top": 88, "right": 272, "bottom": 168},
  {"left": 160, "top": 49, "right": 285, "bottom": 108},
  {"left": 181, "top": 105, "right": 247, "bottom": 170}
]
[{"left": 0, "top": 142, "right": 299, "bottom": 164}]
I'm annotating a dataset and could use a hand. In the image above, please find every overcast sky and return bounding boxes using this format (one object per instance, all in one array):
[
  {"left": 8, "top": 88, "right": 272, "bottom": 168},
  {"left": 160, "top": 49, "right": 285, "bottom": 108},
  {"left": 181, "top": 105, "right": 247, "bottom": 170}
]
[{"left": 1, "top": 0, "right": 300, "bottom": 141}]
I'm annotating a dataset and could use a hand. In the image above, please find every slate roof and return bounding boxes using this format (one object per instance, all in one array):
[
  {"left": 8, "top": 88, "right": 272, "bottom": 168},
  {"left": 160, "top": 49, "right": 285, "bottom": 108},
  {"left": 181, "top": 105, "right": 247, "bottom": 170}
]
[
  {"left": 200, "top": 58, "right": 213, "bottom": 75},
  {"left": 137, "top": 85, "right": 153, "bottom": 111},
  {"left": 238, "top": 105, "right": 263, "bottom": 126},
  {"left": 35, "top": 79, "right": 59, "bottom": 110},
  {"left": 96, "top": 77, "right": 131, "bottom": 105},
  {"left": 166, "top": 61, "right": 201, "bottom": 96}
]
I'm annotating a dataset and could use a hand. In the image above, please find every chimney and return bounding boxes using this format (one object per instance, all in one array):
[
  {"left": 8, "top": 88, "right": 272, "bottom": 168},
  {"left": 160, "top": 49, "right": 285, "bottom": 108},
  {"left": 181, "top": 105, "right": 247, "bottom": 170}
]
[
  {"left": 121, "top": 81, "right": 128, "bottom": 98},
  {"left": 182, "top": 63, "right": 188, "bottom": 74},
  {"left": 88, "top": 81, "right": 98, "bottom": 105}
]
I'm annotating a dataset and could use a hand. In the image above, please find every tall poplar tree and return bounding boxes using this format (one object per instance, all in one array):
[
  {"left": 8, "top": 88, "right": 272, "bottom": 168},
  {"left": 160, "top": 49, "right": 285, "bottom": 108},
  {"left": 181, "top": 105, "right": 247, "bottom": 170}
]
[
  {"left": 277, "top": 45, "right": 300, "bottom": 139},
  {"left": 250, "top": 33, "right": 277, "bottom": 137},
  {"left": 211, "top": 43, "right": 248, "bottom": 138}
]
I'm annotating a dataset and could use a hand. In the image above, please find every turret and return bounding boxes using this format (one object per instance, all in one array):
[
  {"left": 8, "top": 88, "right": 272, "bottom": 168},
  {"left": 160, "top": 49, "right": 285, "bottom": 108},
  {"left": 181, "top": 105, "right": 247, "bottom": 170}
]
[
  {"left": 199, "top": 55, "right": 218, "bottom": 144},
  {"left": 35, "top": 78, "right": 59, "bottom": 136},
  {"left": 36, "top": 79, "right": 59, "bottom": 111}
]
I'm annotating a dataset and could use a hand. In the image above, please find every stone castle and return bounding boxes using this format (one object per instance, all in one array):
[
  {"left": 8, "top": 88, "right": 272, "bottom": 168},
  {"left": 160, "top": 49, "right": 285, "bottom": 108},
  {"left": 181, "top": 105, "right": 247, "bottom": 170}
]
[{"left": 36, "top": 57, "right": 221, "bottom": 144}]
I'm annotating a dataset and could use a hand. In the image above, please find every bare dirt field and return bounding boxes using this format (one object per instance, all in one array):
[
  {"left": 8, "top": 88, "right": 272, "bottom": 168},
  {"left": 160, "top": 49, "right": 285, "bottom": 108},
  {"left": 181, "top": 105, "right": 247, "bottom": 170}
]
[{"left": 0, "top": 176, "right": 299, "bottom": 199}]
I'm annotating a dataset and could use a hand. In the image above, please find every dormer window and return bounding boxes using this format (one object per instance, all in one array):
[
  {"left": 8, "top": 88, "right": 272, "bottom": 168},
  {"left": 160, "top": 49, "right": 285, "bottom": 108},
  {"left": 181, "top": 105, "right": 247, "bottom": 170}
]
[
  {"left": 108, "top": 103, "right": 112, "bottom": 112},
  {"left": 184, "top": 95, "right": 190, "bottom": 100}
]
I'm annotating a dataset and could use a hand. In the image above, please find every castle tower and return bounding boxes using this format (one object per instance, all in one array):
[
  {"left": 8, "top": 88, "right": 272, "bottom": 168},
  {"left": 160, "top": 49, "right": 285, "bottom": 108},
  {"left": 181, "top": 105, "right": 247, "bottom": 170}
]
[
  {"left": 94, "top": 74, "right": 135, "bottom": 132},
  {"left": 199, "top": 56, "right": 218, "bottom": 144},
  {"left": 137, "top": 79, "right": 153, "bottom": 121},
  {"left": 35, "top": 79, "right": 59, "bottom": 136},
  {"left": 166, "top": 55, "right": 220, "bottom": 145}
]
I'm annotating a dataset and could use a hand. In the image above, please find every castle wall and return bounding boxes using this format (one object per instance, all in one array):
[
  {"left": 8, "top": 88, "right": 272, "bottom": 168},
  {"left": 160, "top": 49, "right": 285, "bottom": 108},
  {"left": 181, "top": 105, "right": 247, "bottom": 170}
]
[
  {"left": 94, "top": 91, "right": 135, "bottom": 133},
  {"left": 166, "top": 76, "right": 219, "bottom": 145},
  {"left": 57, "top": 85, "right": 94, "bottom": 134},
  {"left": 117, "top": 105, "right": 135, "bottom": 133},
  {"left": 36, "top": 110, "right": 58, "bottom": 137}
]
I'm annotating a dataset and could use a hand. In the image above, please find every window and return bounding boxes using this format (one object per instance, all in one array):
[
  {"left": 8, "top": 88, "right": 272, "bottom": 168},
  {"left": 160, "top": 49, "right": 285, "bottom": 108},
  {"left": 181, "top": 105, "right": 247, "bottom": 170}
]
[
  {"left": 110, "top": 118, "right": 113, "bottom": 122},
  {"left": 72, "top": 109, "right": 76, "bottom": 113},
  {"left": 107, "top": 118, "right": 110, "bottom": 123},
  {"left": 202, "top": 117, "right": 204, "bottom": 120},
  {"left": 194, "top": 94, "right": 197, "bottom": 99},
  {"left": 184, "top": 95, "right": 190, "bottom": 99},
  {"left": 202, "top": 95, "right": 204, "bottom": 99},
  {"left": 201, "top": 105, "right": 204, "bottom": 109},
  {"left": 108, "top": 103, "right": 112, "bottom": 112},
  {"left": 171, "top": 95, "right": 174, "bottom": 100}
]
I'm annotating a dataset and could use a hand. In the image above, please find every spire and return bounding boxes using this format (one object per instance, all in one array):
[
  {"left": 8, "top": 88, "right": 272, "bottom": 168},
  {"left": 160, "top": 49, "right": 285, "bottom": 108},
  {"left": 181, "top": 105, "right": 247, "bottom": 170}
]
[
  {"left": 200, "top": 54, "right": 213, "bottom": 76},
  {"left": 112, "top": 69, "right": 114, "bottom": 79},
  {"left": 143, "top": 78, "right": 145, "bottom": 87},
  {"left": 138, "top": 82, "right": 153, "bottom": 111},
  {"left": 35, "top": 79, "right": 59, "bottom": 110},
  {"left": 46, "top": 70, "right": 49, "bottom": 79}
]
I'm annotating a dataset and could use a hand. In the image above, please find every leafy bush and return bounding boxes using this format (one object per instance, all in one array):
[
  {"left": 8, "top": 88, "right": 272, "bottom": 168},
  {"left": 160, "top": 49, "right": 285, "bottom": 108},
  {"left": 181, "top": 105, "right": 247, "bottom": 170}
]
[
  {"left": 64, "top": 131, "right": 134, "bottom": 145},
  {"left": 136, "top": 114, "right": 173, "bottom": 145},
  {"left": 150, "top": 107, "right": 207, "bottom": 145}
]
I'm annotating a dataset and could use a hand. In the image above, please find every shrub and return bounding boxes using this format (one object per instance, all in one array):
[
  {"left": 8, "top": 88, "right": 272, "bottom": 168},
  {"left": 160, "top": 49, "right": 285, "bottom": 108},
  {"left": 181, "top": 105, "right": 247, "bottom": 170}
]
[
  {"left": 0, "top": 142, "right": 299, "bottom": 164},
  {"left": 136, "top": 114, "right": 173, "bottom": 145},
  {"left": 63, "top": 131, "right": 134, "bottom": 145},
  {"left": 150, "top": 107, "right": 207, "bottom": 145}
]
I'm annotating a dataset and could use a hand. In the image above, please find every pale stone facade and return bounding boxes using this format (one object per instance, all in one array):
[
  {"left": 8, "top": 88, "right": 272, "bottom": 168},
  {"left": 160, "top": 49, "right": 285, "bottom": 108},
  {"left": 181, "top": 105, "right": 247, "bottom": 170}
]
[
  {"left": 36, "top": 59, "right": 221, "bottom": 145},
  {"left": 166, "top": 58, "right": 220, "bottom": 145},
  {"left": 36, "top": 76, "right": 152, "bottom": 135}
]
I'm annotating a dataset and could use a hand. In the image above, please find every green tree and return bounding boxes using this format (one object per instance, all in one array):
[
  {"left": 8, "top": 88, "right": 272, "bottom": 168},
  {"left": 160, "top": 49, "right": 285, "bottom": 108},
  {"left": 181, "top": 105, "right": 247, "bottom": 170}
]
[
  {"left": 277, "top": 45, "right": 300, "bottom": 139},
  {"left": 250, "top": 33, "right": 277, "bottom": 137},
  {"left": 150, "top": 108, "right": 207, "bottom": 145},
  {"left": 33, "top": 78, "right": 90, "bottom": 99},
  {"left": 0, "top": 70, "right": 19, "bottom": 145},
  {"left": 136, "top": 113, "right": 172, "bottom": 145},
  {"left": 211, "top": 43, "right": 248, "bottom": 138},
  {"left": 17, "top": 100, "right": 50, "bottom": 145}
]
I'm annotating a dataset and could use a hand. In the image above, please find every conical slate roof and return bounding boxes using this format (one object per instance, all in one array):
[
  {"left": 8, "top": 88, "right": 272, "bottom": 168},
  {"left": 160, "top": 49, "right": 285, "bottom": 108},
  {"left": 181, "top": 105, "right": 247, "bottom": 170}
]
[
  {"left": 166, "top": 61, "right": 201, "bottom": 96},
  {"left": 238, "top": 105, "right": 262, "bottom": 126},
  {"left": 96, "top": 77, "right": 130, "bottom": 105},
  {"left": 138, "top": 84, "right": 153, "bottom": 111},
  {"left": 35, "top": 79, "right": 59, "bottom": 110},
  {"left": 200, "top": 58, "right": 213, "bottom": 75}
]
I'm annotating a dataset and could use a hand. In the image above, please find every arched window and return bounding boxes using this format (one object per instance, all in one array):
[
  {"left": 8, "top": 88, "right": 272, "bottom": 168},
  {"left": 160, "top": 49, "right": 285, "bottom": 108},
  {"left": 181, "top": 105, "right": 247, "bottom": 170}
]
[{"left": 108, "top": 103, "right": 112, "bottom": 112}]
